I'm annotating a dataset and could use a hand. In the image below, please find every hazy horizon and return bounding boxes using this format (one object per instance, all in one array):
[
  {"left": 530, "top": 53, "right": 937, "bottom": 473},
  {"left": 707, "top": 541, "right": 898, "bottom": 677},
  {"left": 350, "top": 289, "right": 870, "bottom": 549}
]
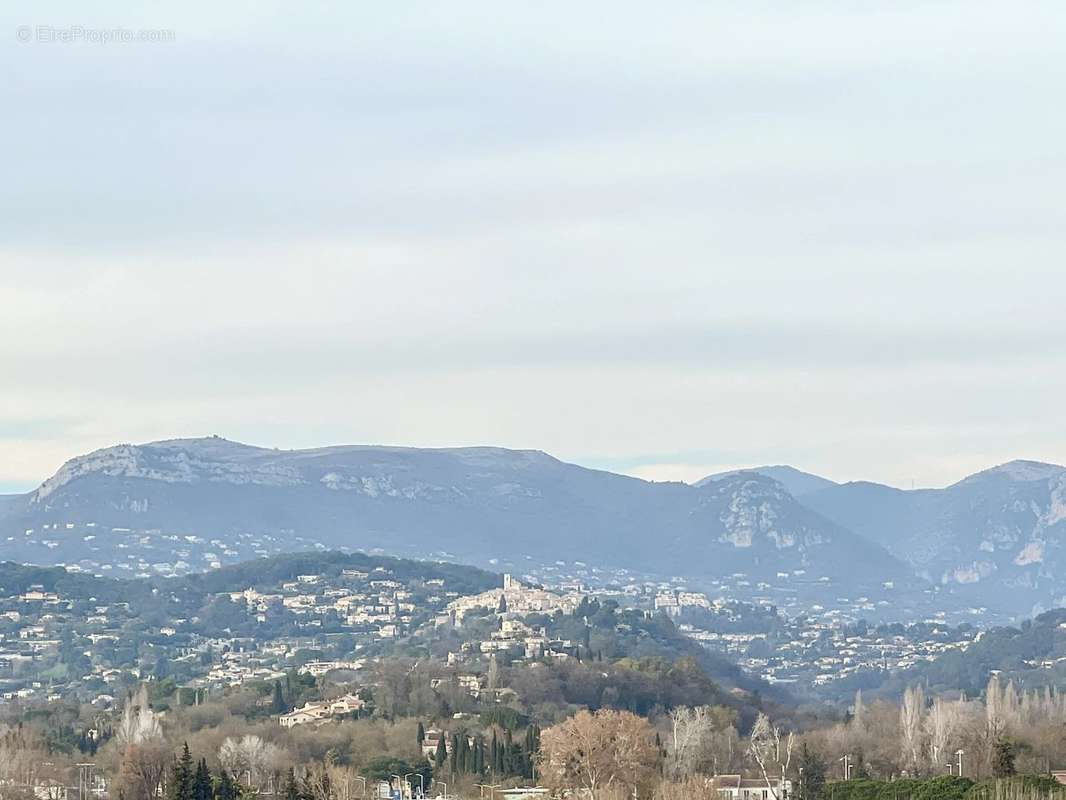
[{"left": 3, "top": 2, "right": 1065, "bottom": 492}]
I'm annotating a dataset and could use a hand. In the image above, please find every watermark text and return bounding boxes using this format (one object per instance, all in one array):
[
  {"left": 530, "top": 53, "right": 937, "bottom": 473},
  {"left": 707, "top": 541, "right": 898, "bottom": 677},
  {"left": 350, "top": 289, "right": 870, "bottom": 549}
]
[{"left": 16, "top": 25, "right": 175, "bottom": 44}]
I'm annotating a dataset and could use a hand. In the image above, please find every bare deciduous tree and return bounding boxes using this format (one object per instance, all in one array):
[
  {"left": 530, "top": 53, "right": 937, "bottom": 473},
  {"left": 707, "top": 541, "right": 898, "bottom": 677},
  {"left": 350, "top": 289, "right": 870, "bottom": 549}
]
[
  {"left": 900, "top": 685, "right": 926, "bottom": 775},
  {"left": 117, "top": 742, "right": 170, "bottom": 800},
  {"left": 667, "top": 706, "right": 713, "bottom": 780},
  {"left": 219, "top": 735, "right": 285, "bottom": 789},
  {"left": 925, "top": 696, "right": 960, "bottom": 772},
  {"left": 747, "top": 713, "right": 793, "bottom": 800},
  {"left": 539, "top": 709, "right": 661, "bottom": 799}
]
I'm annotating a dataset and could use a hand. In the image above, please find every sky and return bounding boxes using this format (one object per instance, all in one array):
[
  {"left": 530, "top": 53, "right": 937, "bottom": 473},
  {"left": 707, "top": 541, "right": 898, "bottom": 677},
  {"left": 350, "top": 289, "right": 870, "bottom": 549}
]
[{"left": 2, "top": 1, "right": 1065, "bottom": 493}]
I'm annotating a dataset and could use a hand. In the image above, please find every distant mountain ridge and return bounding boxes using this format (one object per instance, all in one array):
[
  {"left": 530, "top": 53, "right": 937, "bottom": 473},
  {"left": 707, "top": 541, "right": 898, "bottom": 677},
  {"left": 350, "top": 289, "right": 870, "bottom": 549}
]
[
  {"left": 800, "top": 459, "right": 1066, "bottom": 615},
  {"left": 695, "top": 465, "right": 838, "bottom": 497},
  {"left": 6, "top": 437, "right": 1064, "bottom": 616},
  {"left": 0, "top": 437, "right": 915, "bottom": 608}
]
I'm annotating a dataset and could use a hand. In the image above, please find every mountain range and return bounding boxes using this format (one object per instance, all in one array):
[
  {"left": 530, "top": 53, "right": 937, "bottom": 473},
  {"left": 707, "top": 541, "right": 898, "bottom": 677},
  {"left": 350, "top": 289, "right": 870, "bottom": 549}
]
[
  {"left": 800, "top": 461, "right": 1066, "bottom": 611},
  {"left": 0, "top": 437, "right": 913, "bottom": 607},
  {"left": 705, "top": 461, "right": 1066, "bottom": 615},
  {"left": 1, "top": 437, "right": 1064, "bottom": 617}
]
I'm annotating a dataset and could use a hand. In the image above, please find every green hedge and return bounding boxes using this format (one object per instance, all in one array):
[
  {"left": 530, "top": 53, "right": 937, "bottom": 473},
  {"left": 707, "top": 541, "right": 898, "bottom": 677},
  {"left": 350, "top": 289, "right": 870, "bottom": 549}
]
[{"left": 824, "top": 777, "right": 1066, "bottom": 800}]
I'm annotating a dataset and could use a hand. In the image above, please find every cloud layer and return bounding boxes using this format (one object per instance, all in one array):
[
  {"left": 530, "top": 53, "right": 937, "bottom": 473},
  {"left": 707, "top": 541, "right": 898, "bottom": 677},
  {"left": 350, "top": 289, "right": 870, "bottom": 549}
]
[{"left": 2, "top": 1, "right": 1065, "bottom": 490}]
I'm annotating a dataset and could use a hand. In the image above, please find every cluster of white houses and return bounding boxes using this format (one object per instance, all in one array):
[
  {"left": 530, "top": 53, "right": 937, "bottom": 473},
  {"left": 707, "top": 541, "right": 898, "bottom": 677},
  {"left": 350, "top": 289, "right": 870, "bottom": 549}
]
[{"left": 278, "top": 692, "right": 367, "bottom": 728}]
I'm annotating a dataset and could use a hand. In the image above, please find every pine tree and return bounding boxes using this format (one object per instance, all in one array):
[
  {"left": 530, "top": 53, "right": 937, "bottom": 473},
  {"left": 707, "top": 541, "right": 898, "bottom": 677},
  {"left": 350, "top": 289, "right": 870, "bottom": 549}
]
[
  {"left": 169, "top": 742, "right": 194, "bottom": 800},
  {"left": 193, "top": 759, "right": 212, "bottom": 800},
  {"left": 851, "top": 747, "right": 870, "bottom": 780},
  {"left": 214, "top": 769, "right": 238, "bottom": 800},
  {"left": 795, "top": 744, "right": 826, "bottom": 800},
  {"left": 282, "top": 769, "right": 300, "bottom": 800},
  {"left": 993, "top": 739, "right": 1017, "bottom": 778}
]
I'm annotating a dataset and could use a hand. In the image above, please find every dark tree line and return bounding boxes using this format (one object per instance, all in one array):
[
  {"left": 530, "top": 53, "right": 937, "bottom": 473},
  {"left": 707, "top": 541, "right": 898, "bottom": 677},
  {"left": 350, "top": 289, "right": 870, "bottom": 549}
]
[
  {"left": 433, "top": 724, "right": 540, "bottom": 780},
  {"left": 165, "top": 743, "right": 241, "bottom": 800}
]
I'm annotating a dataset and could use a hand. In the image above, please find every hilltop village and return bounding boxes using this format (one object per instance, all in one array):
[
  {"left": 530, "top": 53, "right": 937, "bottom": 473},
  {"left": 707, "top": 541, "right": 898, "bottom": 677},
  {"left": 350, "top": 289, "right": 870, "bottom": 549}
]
[{"left": 0, "top": 552, "right": 977, "bottom": 710}]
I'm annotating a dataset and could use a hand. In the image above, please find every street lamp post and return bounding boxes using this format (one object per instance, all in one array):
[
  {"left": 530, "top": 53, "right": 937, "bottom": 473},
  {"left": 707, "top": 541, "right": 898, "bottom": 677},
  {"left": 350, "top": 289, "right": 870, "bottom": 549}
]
[
  {"left": 838, "top": 755, "right": 853, "bottom": 781},
  {"left": 404, "top": 773, "right": 424, "bottom": 799},
  {"left": 77, "top": 763, "right": 96, "bottom": 800}
]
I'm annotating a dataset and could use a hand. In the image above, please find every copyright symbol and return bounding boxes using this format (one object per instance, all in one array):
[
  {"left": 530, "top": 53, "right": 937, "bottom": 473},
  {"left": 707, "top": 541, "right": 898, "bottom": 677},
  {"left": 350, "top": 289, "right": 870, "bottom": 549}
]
[{"left": 16, "top": 26, "right": 32, "bottom": 42}]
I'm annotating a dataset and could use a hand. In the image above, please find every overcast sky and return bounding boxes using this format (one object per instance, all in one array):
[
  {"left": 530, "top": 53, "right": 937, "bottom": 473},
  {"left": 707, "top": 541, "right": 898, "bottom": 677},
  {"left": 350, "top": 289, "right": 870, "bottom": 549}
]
[{"left": 2, "top": 1, "right": 1065, "bottom": 493}]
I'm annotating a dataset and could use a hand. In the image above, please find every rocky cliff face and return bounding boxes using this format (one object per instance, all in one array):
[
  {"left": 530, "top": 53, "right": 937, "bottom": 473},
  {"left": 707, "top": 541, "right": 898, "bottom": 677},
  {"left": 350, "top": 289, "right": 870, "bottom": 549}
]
[
  {"left": 802, "top": 460, "right": 1066, "bottom": 614},
  {"left": 3, "top": 437, "right": 913, "bottom": 606}
]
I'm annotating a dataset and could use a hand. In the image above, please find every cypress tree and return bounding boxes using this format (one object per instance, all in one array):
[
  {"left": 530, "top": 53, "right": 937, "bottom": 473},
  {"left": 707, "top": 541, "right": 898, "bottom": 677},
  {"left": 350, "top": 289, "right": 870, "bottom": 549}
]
[
  {"left": 273, "top": 680, "right": 286, "bottom": 714},
  {"left": 458, "top": 732, "right": 470, "bottom": 773},
  {"left": 503, "top": 730, "right": 514, "bottom": 775},
  {"left": 473, "top": 736, "right": 485, "bottom": 774},
  {"left": 450, "top": 733, "right": 460, "bottom": 774},
  {"left": 417, "top": 721, "right": 426, "bottom": 748},
  {"left": 435, "top": 733, "right": 448, "bottom": 768}
]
